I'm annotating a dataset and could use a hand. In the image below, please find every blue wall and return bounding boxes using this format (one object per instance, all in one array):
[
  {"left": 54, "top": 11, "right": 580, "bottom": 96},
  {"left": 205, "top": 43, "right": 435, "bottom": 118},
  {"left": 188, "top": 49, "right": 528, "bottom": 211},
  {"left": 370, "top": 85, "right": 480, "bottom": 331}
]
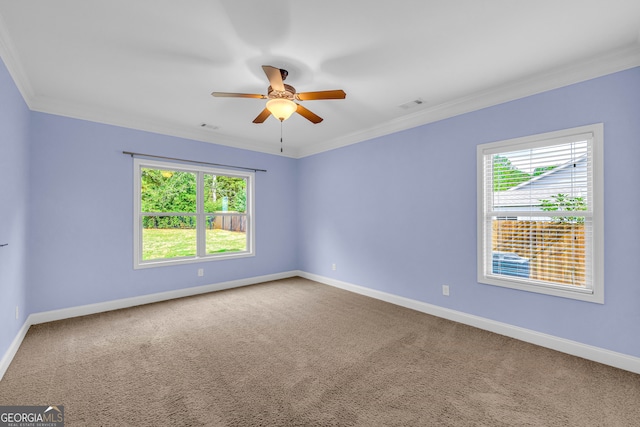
[
  {"left": 298, "top": 67, "right": 640, "bottom": 358},
  {"left": 0, "top": 58, "right": 30, "bottom": 358},
  {"left": 25, "top": 113, "right": 299, "bottom": 313}
]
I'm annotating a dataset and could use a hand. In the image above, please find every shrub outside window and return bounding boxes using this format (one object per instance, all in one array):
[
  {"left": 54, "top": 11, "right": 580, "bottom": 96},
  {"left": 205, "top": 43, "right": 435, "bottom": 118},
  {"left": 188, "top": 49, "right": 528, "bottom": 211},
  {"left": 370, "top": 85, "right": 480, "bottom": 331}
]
[
  {"left": 477, "top": 124, "right": 603, "bottom": 303},
  {"left": 134, "top": 158, "right": 254, "bottom": 268}
]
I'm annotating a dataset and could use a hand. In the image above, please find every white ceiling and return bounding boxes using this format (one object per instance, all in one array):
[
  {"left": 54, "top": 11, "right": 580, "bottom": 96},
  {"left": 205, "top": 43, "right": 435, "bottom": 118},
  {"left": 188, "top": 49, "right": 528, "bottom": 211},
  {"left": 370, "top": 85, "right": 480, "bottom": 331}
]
[{"left": 1, "top": 1, "right": 639, "bottom": 158}]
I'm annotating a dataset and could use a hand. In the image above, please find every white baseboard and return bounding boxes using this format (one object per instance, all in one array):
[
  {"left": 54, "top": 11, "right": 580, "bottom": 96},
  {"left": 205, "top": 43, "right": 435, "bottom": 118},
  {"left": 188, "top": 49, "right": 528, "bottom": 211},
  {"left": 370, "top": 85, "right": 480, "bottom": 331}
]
[
  {"left": 299, "top": 271, "right": 640, "bottom": 375},
  {"left": 0, "top": 270, "right": 298, "bottom": 380},
  {"left": 0, "top": 319, "right": 31, "bottom": 381}
]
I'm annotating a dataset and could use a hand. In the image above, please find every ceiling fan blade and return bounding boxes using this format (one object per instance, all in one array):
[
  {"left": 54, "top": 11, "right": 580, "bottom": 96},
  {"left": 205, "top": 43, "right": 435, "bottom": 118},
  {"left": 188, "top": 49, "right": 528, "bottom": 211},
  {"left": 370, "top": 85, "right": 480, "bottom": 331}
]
[
  {"left": 211, "top": 92, "right": 266, "bottom": 99},
  {"left": 262, "top": 65, "right": 285, "bottom": 91},
  {"left": 296, "top": 90, "right": 346, "bottom": 101},
  {"left": 252, "top": 108, "right": 272, "bottom": 124},
  {"left": 296, "top": 104, "right": 323, "bottom": 124}
]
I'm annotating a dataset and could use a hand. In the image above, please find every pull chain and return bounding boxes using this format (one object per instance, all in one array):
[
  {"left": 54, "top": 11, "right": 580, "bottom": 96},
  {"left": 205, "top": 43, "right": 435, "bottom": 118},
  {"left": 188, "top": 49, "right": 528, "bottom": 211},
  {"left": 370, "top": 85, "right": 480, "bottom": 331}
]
[{"left": 280, "top": 119, "right": 283, "bottom": 153}]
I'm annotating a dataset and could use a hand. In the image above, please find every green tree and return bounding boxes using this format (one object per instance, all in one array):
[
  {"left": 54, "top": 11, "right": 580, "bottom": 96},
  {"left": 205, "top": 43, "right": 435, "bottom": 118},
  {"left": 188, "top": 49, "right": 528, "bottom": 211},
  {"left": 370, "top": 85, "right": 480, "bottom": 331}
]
[
  {"left": 533, "top": 165, "right": 556, "bottom": 176},
  {"left": 204, "top": 175, "right": 246, "bottom": 213},
  {"left": 141, "top": 169, "right": 196, "bottom": 212},
  {"left": 141, "top": 169, "right": 196, "bottom": 228},
  {"left": 493, "top": 155, "right": 531, "bottom": 191},
  {"left": 539, "top": 193, "right": 587, "bottom": 224},
  {"left": 141, "top": 169, "right": 247, "bottom": 229}
]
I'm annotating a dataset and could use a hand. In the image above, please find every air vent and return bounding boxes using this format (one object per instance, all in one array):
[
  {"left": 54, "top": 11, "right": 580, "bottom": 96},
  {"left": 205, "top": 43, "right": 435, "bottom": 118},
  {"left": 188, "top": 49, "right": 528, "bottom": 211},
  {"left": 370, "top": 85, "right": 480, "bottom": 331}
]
[
  {"left": 398, "top": 98, "right": 425, "bottom": 110},
  {"left": 200, "top": 123, "right": 219, "bottom": 130}
]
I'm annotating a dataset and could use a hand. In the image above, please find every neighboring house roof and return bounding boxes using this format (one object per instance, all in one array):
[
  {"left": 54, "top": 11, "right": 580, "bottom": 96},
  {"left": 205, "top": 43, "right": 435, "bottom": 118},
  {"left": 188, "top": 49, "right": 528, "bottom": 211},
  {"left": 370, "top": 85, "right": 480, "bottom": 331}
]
[{"left": 494, "top": 154, "right": 588, "bottom": 210}]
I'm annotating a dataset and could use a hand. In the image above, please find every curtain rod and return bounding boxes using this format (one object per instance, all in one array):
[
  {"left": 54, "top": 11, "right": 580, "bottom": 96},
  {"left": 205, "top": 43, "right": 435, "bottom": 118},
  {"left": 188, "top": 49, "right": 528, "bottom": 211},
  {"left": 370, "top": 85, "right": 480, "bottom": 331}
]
[{"left": 122, "top": 151, "right": 267, "bottom": 173}]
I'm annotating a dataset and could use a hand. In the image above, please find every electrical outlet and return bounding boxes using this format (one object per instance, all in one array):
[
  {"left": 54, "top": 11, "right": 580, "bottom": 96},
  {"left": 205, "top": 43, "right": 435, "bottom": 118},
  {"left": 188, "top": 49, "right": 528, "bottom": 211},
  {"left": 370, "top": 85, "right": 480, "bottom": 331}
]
[
  {"left": 442, "top": 285, "right": 450, "bottom": 296},
  {"left": 332, "top": 263, "right": 337, "bottom": 271},
  {"left": 198, "top": 268, "right": 204, "bottom": 277},
  {"left": 15, "top": 305, "right": 19, "bottom": 320}
]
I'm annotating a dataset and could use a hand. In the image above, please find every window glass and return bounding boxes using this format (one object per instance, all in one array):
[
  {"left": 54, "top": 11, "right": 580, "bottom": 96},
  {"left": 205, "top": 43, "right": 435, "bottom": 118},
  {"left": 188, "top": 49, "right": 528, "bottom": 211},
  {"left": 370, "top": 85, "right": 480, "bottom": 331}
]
[
  {"left": 141, "top": 169, "right": 196, "bottom": 212},
  {"left": 134, "top": 160, "right": 254, "bottom": 268},
  {"left": 142, "top": 216, "right": 197, "bottom": 260},
  {"left": 477, "top": 124, "right": 603, "bottom": 303},
  {"left": 203, "top": 174, "right": 247, "bottom": 213}
]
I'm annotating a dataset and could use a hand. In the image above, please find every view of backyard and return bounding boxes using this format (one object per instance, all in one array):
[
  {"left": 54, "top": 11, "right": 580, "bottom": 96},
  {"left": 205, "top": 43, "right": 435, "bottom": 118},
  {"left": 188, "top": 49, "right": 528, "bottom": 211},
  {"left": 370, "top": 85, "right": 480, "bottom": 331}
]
[
  {"left": 492, "top": 220, "right": 586, "bottom": 286},
  {"left": 139, "top": 166, "right": 249, "bottom": 262},
  {"left": 489, "top": 141, "right": 589, "bottom": 287},
  {"left": 142, "top": 228, "right": 247, "bottom": 260}
]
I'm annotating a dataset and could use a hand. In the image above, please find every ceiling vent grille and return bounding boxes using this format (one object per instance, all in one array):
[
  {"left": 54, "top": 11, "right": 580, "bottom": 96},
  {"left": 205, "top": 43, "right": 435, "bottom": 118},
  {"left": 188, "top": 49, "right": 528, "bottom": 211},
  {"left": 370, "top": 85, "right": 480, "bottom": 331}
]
[
  {"left": 398, "top": 98, "right": 425, "bottom": 110},
  {"left": 200, "top": 123, "right": 219, "bottom": 130}
]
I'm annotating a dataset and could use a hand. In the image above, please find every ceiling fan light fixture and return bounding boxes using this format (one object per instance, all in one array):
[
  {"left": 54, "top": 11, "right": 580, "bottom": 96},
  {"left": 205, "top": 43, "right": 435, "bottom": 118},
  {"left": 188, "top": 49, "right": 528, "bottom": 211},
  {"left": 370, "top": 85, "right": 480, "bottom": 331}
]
[
  {"left": 266, "top": 98, "right": 297, "bottom": 121},
  {"left": 212, "top": 65, "right": 345, "bottom": 125}
]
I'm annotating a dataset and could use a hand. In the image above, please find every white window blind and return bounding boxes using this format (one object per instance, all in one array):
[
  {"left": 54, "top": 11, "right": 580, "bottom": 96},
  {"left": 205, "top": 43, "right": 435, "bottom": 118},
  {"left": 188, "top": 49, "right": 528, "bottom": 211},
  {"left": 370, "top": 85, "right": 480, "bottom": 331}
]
[{"left": 477, "top": 124, "right": 603, "bottom": 303}]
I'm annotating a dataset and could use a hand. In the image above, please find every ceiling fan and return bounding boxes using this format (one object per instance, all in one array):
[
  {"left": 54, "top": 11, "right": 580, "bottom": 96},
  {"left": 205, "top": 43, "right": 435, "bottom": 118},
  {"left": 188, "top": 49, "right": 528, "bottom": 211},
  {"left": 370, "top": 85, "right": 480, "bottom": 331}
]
[{"left": 211, "top": 65, "right": 346, "bottom": 124}]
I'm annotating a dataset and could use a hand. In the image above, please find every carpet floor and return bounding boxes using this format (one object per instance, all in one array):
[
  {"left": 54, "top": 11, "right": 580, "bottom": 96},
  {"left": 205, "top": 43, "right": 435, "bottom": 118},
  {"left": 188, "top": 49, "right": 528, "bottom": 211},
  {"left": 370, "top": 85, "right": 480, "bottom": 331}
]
[{"left": 1, "top": 277, "right": 639, "bottom": 426}]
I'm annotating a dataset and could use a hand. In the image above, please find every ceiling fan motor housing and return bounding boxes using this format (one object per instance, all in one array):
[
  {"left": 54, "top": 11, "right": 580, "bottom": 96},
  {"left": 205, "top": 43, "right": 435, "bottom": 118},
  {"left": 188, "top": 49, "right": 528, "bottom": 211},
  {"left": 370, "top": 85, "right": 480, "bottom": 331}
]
[{"left": 267, "top": 84, "right": 296, "bottom": 100}]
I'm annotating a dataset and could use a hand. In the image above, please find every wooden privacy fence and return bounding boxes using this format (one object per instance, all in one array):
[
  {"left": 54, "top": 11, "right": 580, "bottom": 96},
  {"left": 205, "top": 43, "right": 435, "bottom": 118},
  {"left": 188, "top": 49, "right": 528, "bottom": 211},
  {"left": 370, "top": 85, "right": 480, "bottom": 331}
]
[
  {"left": 212, "top": 214, "right": 246, "bottom": 232},
  {"left": 492, "top": 221, "right": 585, "bottom": 286}
]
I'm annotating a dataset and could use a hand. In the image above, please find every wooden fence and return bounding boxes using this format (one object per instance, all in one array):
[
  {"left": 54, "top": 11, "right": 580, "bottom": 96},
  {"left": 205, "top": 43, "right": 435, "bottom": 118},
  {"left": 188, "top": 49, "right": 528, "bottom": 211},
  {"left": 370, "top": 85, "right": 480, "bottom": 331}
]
[
  {"left": 212, "top": 214, "right": 246, "bottom": 232},
  {"left": 492, "top": 220, "right": 585, "bottom": 286}
]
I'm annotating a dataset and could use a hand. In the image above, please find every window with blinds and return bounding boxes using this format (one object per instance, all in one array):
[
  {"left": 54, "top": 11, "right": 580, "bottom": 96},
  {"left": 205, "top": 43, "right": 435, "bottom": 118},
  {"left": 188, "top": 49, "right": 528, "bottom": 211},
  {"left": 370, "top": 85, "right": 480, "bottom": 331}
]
[{"left": 477, "top": 124, "right": 603, "bottom": 303}]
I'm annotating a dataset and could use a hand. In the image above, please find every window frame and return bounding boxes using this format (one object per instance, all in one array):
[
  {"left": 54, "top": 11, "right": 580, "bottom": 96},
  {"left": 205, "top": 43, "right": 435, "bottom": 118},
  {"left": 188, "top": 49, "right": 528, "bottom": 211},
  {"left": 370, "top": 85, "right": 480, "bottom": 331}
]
[
  {"left": 477, "top": 124, "right": 604, "bottom": 303},
  {"left": 133, "top": 158, "right": 255, "bottom": 269}
]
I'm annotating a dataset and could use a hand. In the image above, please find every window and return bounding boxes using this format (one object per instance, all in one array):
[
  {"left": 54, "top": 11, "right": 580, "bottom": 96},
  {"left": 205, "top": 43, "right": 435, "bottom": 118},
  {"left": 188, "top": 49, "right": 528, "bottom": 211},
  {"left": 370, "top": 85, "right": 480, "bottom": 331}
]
[
  {"left": 133, "top": 158, "right": 254, "bottom": 268},
  {"left": 477, "top": 124, "right": 603, "bottom": 303}
]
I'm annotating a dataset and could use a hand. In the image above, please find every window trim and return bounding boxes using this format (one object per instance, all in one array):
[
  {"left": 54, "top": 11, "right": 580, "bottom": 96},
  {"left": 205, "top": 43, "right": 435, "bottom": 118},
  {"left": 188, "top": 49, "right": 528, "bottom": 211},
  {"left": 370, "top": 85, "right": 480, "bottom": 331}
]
[
  {"left": 133, "top": 158, "right": 255, "bottom": 269},
  {"left": 476, "top": 124, "right": 604, "bottom": 303}
]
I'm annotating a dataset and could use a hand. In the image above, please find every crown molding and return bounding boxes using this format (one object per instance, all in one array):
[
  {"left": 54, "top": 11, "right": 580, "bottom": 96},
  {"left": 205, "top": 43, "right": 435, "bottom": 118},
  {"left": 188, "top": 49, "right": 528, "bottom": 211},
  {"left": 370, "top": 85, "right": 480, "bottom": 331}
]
[
  {"left": 296, "top": 43, "right": 640, "bottom": 158},
  {"left": 0, "top": 24, "right": 298, "bottom": 159},
  {"left": 2, "top": 20, "right": 638, "bottom": 161},
  {"left": 27, "top": 95, "right": 300, "bottom": 158}
]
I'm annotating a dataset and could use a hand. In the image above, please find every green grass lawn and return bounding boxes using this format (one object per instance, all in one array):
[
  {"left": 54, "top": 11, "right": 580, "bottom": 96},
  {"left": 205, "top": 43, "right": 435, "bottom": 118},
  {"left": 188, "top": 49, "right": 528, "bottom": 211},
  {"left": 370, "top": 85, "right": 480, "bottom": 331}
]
[{"left": 142, "top": 228, "right": 247, "bottom": 260}]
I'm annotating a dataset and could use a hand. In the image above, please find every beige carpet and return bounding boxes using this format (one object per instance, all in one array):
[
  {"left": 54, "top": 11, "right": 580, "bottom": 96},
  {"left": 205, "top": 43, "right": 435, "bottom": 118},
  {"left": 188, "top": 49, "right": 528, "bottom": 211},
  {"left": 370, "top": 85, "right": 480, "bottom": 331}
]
[{"left": 1, "top": 277, "right": 639, "bottom": 426}]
